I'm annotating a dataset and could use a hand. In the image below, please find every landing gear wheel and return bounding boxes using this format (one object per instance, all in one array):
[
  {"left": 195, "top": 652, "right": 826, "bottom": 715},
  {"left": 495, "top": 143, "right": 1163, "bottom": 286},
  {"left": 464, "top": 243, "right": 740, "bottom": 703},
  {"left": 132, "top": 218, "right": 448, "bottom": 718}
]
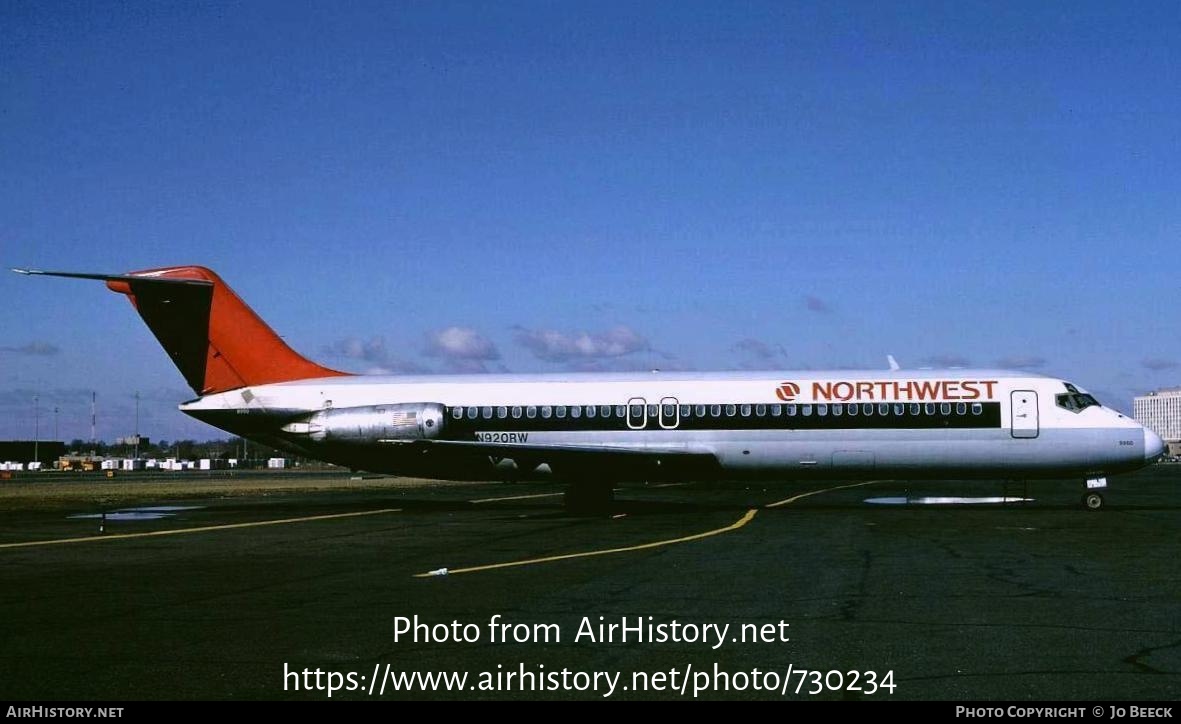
[
  {"left": 564, "top": 481, "right": 614, "bottom": 515},
  {"left": 1083, "top": 492, "right": 1104, "bottom": 511}
]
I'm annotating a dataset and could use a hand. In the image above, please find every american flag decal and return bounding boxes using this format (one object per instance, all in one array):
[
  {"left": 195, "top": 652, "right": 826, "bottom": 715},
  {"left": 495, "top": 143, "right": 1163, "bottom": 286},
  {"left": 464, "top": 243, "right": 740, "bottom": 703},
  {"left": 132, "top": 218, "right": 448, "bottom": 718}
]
[{"left": 390, "top": 411, "right": 418, "bottom": 429}]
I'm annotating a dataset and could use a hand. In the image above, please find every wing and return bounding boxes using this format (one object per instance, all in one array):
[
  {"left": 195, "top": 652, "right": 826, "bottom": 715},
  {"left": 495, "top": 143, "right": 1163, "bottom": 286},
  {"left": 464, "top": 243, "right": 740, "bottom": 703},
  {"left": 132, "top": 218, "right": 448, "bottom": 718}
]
[{"left": 387, "top": 439, "right": 721, "bottom": 479}]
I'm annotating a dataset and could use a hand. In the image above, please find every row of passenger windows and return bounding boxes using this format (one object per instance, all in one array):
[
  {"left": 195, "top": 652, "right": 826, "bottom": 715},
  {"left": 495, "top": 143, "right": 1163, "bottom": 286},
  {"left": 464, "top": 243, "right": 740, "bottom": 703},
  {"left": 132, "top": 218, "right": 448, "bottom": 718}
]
[{"left": 451, "top": 402, "right": 987, "bottom": 421}]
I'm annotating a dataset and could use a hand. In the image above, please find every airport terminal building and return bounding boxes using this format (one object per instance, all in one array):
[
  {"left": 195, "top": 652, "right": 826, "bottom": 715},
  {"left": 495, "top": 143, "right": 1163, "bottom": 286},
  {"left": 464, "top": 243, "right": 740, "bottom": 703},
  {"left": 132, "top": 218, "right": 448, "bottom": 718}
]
[{"left": 1134, "top": 388, "right": 1181, "bottom": 456}]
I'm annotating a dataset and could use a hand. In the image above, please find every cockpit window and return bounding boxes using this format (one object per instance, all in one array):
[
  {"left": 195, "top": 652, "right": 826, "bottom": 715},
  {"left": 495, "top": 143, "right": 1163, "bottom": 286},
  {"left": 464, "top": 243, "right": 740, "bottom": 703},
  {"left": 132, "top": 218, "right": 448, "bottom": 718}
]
[{"left": 1056, "top": 389, "right": 1100, "bottom": 413}]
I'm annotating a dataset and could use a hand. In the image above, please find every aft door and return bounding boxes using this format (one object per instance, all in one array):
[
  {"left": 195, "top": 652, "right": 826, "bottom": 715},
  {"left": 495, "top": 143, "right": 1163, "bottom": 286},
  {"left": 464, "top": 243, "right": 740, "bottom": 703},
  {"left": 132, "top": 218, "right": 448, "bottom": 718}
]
[
  {"left": 1010, "top": 390, "right": 1039, "bottom": 439},
  {"left": 627, "top": 397, "right": 647, "bottom": 430}
]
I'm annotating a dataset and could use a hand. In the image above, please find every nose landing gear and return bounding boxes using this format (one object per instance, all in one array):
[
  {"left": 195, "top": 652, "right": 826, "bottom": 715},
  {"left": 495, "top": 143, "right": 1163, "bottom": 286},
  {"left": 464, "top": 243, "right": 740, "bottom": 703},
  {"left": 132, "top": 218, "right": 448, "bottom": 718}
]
[{"left": 1083, "top": 476, "right": 1107, "bottom": 511}]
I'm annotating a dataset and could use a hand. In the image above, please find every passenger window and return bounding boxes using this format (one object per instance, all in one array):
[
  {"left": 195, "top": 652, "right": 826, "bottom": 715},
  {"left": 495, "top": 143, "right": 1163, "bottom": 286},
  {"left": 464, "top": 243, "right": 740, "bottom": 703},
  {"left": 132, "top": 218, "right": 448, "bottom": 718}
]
[
  {"left": 924, "top": 404, "right": 935, "bottom": 415},
  {"left": 816, "top": 404, "right": 827, "bottom": 416},
  {"left": 630, "top": 404, "right": 643, "bottom": 418},
  {"left": 833, "top": 404, "right": 844, "bottom": 416},
  {"left": 802, "top": 405, "right": 813, "bottom": 416},
  {"left": 971, "top": 403, "right": 982, "bottom": 415},
  {"left": 910, "top": 404, "right": 921, "bottom": 415},
  {"left": 481, "top": 406, "right": 493, "bottom": 419},
  {"left": 894, "top": 404, "right": 905, "bottom": 416},
  {"left": 541, "top": 406, "right": 552, "bottom": 419},
  {"left": 647, "top": 404, "right": 658, "bottom": 417},
  {"left": 879, "top": 403, "right": 890, "bottom": 416},
  {"left": 786, "top": 404, "right": 797, "bottom": 416},
  {"left": 497, "top": 406, "right": 507, "bottom": 419},
  {"left": 680, "top": 405, "right": 691, "bottom": 417},
  {"left": 600, "top": 405, "right": 612, "bottom": 418},
  {"left": 451, "top": 407, "right": 463, "bottom": 420},
  {"left": 740, "top": 404, "right": 751, "bottom": 417},
  {"left": 770, "top": 404, "right": 782, "bottom": 417},
  {"left": 711, "top": 405, "right": 722, "bottom": 417},
  {"left": 755, "top": 404, "right": 766, "bottom": 416},
  {"left": 570, "top": 406, "right": 580, "bottom": 418},
  {"left": 556, "top": 406, "right": 566, "bottom": 418},
  {"left": 615, "top": 405, "right": 627, "bottom": 418},
  {"left": 663, "top": 404, "right": 676, "bottom": 418},
  {"left": 695, "top": 405, "right": 706, "bottom": 417},
  {"left": 467, "top": 407, "right": 478, "bottom": 419},
  {"left": 512, "top": 406, "right": 522, "bottom": 419},
  {"left": 586, "top": 406, "right": 596, "bottom": 418},
  {"left": 956, "top": 402, "right": 967, "bottom": 415},
  {"left": 940, "top": 403, "right": 951, "bottom": 415},
  {"left": 526, "top": 406, "right": 537, "bottom": 418},
  {"left": 725, "top": 404, "right": 737, "bottom": 416},
  {"left": 862, "top": 403, "right": 874, "bottom": 416}
]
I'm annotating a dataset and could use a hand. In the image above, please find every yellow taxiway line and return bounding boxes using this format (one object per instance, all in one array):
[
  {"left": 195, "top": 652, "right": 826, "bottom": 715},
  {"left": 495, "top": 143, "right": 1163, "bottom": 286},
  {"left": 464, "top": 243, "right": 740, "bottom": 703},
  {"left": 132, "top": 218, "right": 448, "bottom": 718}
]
[
  {"left": 469, "top": 492, "right": 564, "bottom": 504},
  {"left": 0, "top": 508, "right": 403, "bottom": 550},
  {"left": 418, "top": 479, "right": 890, "bottom": 577},
  {"left": 414, "top": 508, "right": 759, "bottom": 577},
  {"left": 765, "top": 480, "right": 887, "bottom": 508}
]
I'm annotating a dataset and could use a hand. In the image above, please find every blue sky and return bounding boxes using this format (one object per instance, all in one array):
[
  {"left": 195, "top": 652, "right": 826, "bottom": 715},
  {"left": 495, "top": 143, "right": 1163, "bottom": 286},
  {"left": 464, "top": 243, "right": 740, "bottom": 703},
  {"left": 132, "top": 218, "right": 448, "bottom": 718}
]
[{"left": 2, "top": 1, "right": 1178, "bottom": 442}]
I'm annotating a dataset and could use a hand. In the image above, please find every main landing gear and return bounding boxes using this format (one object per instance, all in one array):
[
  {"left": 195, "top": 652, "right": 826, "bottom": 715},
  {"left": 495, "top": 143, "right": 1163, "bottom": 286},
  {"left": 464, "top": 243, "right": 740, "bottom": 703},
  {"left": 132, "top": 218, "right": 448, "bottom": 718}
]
[{"left": 1082, "top": 476, "right": 1107, "bottom": 511}]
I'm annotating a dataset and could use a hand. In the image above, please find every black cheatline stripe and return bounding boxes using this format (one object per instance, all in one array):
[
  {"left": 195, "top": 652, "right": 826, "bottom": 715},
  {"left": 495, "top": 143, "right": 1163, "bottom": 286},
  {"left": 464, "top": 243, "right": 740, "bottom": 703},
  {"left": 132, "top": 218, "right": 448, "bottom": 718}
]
[{"left": 442, "top": 402, "right": 1002, "bottom": 436}]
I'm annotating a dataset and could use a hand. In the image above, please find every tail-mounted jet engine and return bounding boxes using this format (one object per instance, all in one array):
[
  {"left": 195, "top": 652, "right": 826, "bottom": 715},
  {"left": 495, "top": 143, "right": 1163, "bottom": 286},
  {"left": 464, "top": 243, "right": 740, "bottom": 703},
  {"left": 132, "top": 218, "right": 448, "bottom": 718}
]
[{"left": 281, "top": 403, "right": 445, "bottom": 444}]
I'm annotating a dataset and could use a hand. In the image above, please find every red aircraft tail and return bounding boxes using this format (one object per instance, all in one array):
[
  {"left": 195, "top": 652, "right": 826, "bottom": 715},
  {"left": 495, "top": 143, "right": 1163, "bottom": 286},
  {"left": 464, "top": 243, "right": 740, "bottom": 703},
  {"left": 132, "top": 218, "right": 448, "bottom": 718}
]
[{"left": 17, "top": 265, "right": 349, "bottom": 395}]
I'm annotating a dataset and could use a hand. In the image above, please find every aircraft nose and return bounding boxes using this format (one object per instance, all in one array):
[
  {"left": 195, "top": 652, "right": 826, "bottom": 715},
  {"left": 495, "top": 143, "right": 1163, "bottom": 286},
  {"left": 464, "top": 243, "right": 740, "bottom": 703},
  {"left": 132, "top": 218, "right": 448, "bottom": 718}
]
[{"left": 1144, "top": 428, "right": 1165, "bottom": 461}]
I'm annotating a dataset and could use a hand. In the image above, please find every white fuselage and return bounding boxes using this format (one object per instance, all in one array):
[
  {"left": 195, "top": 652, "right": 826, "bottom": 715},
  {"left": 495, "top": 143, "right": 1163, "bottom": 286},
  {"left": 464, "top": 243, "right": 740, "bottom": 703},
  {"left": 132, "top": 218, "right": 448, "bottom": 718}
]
[{"left": 180, "top": 369, "right": 1162, "bottom": 481}]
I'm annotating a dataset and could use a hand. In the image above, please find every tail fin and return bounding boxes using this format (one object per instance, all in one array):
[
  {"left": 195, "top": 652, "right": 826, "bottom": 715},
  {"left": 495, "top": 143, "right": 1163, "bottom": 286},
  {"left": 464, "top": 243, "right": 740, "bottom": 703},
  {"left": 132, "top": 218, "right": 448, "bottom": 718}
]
[{"left": 14, "top": 265, "right": 349, "bottom": 395}]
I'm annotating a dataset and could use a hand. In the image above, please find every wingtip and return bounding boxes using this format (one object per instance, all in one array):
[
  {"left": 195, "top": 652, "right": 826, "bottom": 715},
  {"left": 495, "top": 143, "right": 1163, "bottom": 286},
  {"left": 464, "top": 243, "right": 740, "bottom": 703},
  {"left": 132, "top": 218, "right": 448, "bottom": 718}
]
[{"left": 11, "top": 267, "right": 35, "bottom": 275}]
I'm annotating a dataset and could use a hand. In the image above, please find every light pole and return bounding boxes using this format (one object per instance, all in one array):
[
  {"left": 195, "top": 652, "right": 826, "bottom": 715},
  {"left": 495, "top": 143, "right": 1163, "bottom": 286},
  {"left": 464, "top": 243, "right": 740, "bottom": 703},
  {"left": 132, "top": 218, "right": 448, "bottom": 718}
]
[
  {"left": 33, "top": 394, "right": 39, "bottom": 464},
  {"left": 134, "top": 391, "right": 140, "bottom": 461},
  {"left": 54, "top": 406, "right": 59, "bottom": 442}
]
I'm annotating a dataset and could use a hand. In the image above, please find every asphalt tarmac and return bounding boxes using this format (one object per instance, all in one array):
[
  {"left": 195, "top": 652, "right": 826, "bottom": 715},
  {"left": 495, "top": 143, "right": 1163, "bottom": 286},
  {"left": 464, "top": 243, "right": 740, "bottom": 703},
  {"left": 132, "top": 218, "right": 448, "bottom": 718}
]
[{"left": 0, "top": 467, "right": 1178, "bottom": 700}]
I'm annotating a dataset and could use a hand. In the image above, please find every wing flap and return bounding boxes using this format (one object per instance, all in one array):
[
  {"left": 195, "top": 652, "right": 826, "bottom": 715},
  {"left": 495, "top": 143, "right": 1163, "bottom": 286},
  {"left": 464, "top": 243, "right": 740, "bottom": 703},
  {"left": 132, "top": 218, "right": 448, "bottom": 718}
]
[{"left": 387, "top": 439, "right": 720, "bottom": 478}]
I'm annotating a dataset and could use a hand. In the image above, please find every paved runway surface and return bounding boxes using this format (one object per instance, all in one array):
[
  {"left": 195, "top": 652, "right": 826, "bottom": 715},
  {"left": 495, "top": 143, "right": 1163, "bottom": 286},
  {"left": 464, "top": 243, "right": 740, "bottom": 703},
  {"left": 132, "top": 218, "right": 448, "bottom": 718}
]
[{"left": 1, "top": 467, "right": 1178, "bottom": 700}]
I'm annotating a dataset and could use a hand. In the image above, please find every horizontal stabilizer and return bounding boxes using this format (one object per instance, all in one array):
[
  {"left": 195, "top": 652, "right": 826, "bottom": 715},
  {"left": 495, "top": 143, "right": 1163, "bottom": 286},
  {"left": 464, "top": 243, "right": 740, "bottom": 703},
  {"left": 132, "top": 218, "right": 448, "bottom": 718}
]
[
  {"left": 14, "top": 265, "right": 349, "bottom": 395},
  {"left": 12, "top": 268, "right": 213, "bottom": 286}
]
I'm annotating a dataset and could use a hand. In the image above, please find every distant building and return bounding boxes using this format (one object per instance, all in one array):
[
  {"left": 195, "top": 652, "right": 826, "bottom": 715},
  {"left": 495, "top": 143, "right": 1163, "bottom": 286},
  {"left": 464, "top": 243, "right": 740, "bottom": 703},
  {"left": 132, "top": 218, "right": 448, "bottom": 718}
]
[{"left": 1134, "top": 388, "right": 1181, "bottom": 454}]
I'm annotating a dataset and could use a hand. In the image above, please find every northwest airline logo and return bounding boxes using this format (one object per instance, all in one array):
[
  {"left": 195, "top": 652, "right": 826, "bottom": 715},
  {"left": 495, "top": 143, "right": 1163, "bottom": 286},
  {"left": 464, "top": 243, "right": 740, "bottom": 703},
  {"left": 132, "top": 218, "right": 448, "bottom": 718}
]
[
  {"left": 774, "top": 380, "right": 999, "bottom": 402},
  {"left": 775, "top": 382, "right": 801, "bottom": 401}
]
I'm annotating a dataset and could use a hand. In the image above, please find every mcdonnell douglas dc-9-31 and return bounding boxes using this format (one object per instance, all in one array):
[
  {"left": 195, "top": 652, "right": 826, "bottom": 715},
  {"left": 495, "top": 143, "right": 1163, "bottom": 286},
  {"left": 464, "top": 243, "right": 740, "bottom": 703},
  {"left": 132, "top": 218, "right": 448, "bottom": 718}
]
[{"left": 15, "top": 265, "right": 1163, "bottom": 511}]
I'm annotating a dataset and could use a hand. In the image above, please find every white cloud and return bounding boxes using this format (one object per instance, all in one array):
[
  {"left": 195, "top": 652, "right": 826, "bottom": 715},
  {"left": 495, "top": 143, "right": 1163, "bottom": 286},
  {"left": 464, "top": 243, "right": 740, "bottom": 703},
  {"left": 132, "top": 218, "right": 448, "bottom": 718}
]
[
  {"left": 322, "top": 336, "right": 427, "bottom": 374},
  {"left": 921, "top": 354, "right": 972, "bottom": 368},
  {"left": 995, "top": 355, "right": 1046, "bottom": 370},
  {"left": 804, "top": 296, "right": 832, "bottom": 314},
  {"left": 0, "top": 341, "right": 60, "bottom": 356},
  {"left": 1142, "top": 358, "right": 1179, "bottom": 372},
  {"left": 423, "top": 327, "right": 500, "bottom": 361},
  {"left": 732, "top": 338, "right": 789, "bottom": 368},
  {"left": 513, "top": 325, "right": 651, "bottom": 363}
]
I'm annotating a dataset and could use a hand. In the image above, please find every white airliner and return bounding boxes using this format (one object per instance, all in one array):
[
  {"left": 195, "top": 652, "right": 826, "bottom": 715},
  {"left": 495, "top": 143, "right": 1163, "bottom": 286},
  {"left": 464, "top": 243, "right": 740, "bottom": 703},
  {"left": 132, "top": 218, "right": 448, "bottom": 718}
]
[{"left": 16, "top": 265, "right": 1164, "bottom": 511}]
